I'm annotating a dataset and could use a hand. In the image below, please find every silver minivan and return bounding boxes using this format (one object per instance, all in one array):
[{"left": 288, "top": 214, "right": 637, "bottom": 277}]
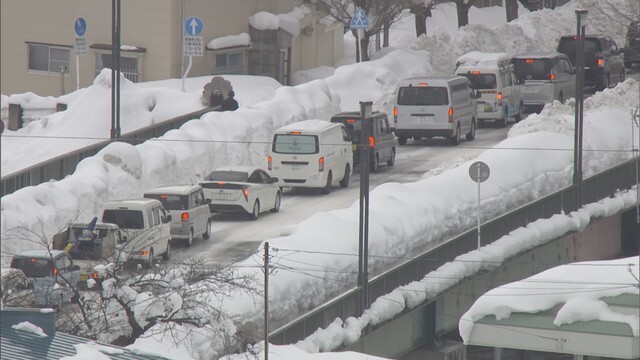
[
  {"left": 393, "top": 76, "right": 478, "bottom": 146},
  {"left": 512, "top": 52, "right": 576, "bottom": 113},
  {"left": 144, "top": 185, "right": 212, "bottom": 247}
]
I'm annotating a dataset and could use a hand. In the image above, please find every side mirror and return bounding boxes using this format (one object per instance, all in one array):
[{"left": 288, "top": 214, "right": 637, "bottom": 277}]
[
  {"left": 475, "top": 90, "right": 482, "bottom": 98},
  {"left": 73, "top": 265, "right": 80, "bottom": 271},
  {"left": 271, "top": 177, "right": 279, "bottom": 183},
  {"left": 205, "top": 198, "right": 211, "bottom": 204},
  {"left": 165, "top": 215, "right": 172, "bottom": 223}
]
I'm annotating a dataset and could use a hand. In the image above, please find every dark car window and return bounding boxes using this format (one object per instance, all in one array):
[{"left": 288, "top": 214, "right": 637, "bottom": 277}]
[
  {"left": 206, "top": 170, "right": 249, "bottom": 182},
  {"left": 458, "top": 73, "right": 497, "bottom": 90},
  {"left": 11, "top": 258, "right": 53, "bottom": 278},
  {"left": 102, "top": 209, "right": 145, "bottom": 229},
  {"left": 397, "top": 86, "right": 450, "bottom": 105},
  {"left": 331, "top": 117, "right": 362, "bottom": 142},
  {"left": 557, "top": 37, "right": 602, "bottom": 65},
  {"left": 272, "top": 134, "right": 319, "bottom": 154},
  {"left": 144, "top": 194, "right": 188, "bottom": 210},
  {"left": 513, "top": 58, "right": 553, "bottom": 82}
]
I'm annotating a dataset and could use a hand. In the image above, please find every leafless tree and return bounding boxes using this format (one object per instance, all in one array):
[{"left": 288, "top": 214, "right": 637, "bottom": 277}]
[
  {"left": 452, "top": 0, "right": 477, "bottom": 28},
  {"left": 409, "top": 0, "right": 436, "bottom": 37},
  {"left": 506, "top": 0, "right": 519, "bottom": 22},
  {"left": 310, "top": 0, "right": 409, "bottom": 61}
]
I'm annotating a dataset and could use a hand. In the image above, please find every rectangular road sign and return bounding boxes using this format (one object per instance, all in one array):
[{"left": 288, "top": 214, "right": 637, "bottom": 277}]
[
  {"left": 183, "top": 36, "right": 203, "bottom": 57},
  {"left": 75, "top": 36, "right": 87, "bottom": 56}
]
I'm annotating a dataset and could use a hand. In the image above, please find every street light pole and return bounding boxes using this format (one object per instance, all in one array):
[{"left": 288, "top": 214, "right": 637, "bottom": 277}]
[
  {"left": 358, "top": 101, "right": 372, "bottom": 314},
  {"left": 573, "top": 9, "right": 588, "bottom": 210},
  {"left": 111, "top": 0, "right": 121, "bottom": 140}
]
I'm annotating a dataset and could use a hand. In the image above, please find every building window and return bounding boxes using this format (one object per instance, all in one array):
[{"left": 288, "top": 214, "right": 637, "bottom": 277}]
[
  {"left": 27, "top": 43, "right": 71, "bottom": 74},
  {"left": 95, "top": 53, "right": 140, "bottom": 82},
  {"left": 213, "top": 51, "right": 246, "bottom": 75}
]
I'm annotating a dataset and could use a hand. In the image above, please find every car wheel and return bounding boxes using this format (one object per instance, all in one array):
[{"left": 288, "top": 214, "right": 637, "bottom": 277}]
[
  {"left": 202, "top": 219, "right": 212, "bottom": 240},
  {"left": 162, "top": 241, "right": 171, "bottom": 261},
  {"left": 321, "top": 171, "right": 333, "bottom": 195},
  {"left": 387, "top": 148, "right": 396, "bottom": 167},
  {"left": 339, "top": 165, "right": 350, "bottom": 188},
  {"left": 497, "top": 110, "right": 507, "bottom": 127},
  {"left": 620, "top": 68, "right": 626, "bottom": 82},
  {"left": 514, "top": 103, "right": 524, "bottom": 122},
  {"left": 597, "top": 73, "right": 610, "bottom": 91},
  {"left": 145, "top": 249, "right": 154, "bottom": 269},
  {"left": 248, "top": 200, "right": 260, "bottom": 220},
  {"left": 558, "top": 91, "right": 564, "bottom": 104},
  {"left": 449, "top": 124, "right": 461, "bottom": 145},
  {"left": 397, "top": 136, "right": 407, "bottom": 146},
  {"left": 186, "top": 228, "right": 194, "bottom": 247},
  {"left": 370, "top": 154, "right": 380, "bottom": 173},
  {"left": 466, "top": 120, "right": 476, "bottom": 141},
  {"left": 478, "top": 119, "right": 486, "bottom": 128},
  {"left": 270, "top": 192, "right": 281, "bottom": 213}
]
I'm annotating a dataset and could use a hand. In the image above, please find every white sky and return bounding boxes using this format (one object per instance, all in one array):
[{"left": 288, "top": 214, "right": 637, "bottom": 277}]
[{"left": 1, "top": 1, "right": 639, "bottom": 359}]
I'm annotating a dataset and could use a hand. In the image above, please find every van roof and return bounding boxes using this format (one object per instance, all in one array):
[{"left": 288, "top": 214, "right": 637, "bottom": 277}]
[
  {"left": 102, "top": 198, "right": 162, "bottom": 208},
  {"left": 456, "top": 51, "right": 511, "bottom": 67},
  {"left": 14, "top": 249, "right": 66, "bottom": 259},
  {"left": 397, "top": 76, "right": 468, "bottom": 86},
  {"left": 144, "top": 184, "right": 201, "bottom": 196},
  {"left": 512, "top": 52, "right": 566, "bottom": 59},
  {"left": 276, "top": 119, "right": 338, "bottom": 133}
]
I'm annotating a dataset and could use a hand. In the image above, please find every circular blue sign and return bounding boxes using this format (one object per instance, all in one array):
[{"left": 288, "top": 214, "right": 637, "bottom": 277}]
[
  {"left": 74, "top": 17, "right": 87, "bottom": 36},
  {"left": 184, "top": 17, "right": 203, "bottom": 36}
]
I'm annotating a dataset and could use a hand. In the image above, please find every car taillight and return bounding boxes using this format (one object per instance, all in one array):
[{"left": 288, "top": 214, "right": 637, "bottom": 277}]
[
  {"left": 393, "top": 107, "right": 398, "bottom": 124},
  {"left": 448, "top": 107, "right": 454, "bottom": 123},
  {"left": 242, "top": 186, "right": 249, "bottom": 201},
  {"left": 10, "top": 259, "right": 14, "bottom": 268},
  {"left": 91, "top": 272, "right": 100, "bottom": 279},
  {"left": 319, "top": 157, "right": 325, "bottom": 172},
  {"left": 181, "top": 212, "right": 189, "bottom": 222},
  {"left": 597, "top": 58, "right": 604, "bottom": 67},
  {"left": 53, "top": 267, "right": 58, "bottom": 277},
  {"left": 496, "top": 92, "right": 503, "bottom": 106},
  {"left": 549, "top": 72, "right": 556, "bottom": 81},
  {"left": 368, "top": 136, "right": 375, "bottom": 148},
  {"left": 141, "top": 250, "right": 149, "bottom": 255},
  {"left": 267, "top": 155, "right": 272, "bottom": 171}
]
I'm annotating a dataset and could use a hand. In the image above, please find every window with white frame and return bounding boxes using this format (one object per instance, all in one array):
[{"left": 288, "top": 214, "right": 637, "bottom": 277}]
[
  {"left": 213, "top": 50, "right": 246, "bottom": 75},
  {"left": 27, "top": 43, "right": 71, "bottom": 74},
  {"left": 95, "top": 53, "right": 140, "bottom": 82}
]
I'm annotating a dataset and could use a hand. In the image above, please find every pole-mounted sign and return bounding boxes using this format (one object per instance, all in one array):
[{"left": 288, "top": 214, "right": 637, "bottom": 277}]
[{"left": 469, "top": 161, "right": 490, "bottom": 249}]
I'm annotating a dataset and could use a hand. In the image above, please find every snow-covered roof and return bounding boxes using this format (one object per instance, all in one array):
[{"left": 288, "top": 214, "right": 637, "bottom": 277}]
[
  {"left": 456, "top": 51, "right": 511, "bottom": 68},
  {"left": 275, "top": 119, "right": 335, "bottom": 132},
  {"left": 207, "top": 33, "right": 251, "bottom": 50},
  {"left": 248, "top": 5, "right": 310, "bottom": 37}
]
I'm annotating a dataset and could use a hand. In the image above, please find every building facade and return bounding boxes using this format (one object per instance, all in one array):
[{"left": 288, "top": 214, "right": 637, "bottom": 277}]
[{"left": 0, "top": 0, "right": 344, "bottom": 96}]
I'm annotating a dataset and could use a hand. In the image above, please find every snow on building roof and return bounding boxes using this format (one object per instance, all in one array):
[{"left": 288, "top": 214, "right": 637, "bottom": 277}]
[
  {"left": 207, "top": 33, "right": 250, "bottom": 50},
  {"left": 249, "top": 5, "right": 310, "bottom": 37}
]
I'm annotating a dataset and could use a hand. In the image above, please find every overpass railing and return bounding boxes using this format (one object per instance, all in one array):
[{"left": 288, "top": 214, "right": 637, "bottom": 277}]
[{"left": 269, "top": 156, "right": 639, "bottom": 345}]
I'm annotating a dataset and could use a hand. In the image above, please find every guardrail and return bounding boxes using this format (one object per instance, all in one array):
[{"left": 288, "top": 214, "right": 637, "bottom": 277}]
[
  {"left": 269, "top": 156, "right": 639, "bottom": 345},
  {"left": 1, "top": 107, "right": 218, "bottom": 197}
]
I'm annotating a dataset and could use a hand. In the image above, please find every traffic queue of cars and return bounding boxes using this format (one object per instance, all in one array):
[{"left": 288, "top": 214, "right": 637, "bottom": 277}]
[{"left": 5, "top": 30, "right": 634, "bottom": 310}]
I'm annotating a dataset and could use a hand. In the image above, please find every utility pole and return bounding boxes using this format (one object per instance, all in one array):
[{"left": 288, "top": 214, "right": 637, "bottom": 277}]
[
  {"left": 263, "top": 242, "right": 270, "bottom": 360},
  {"left": 358, "top": 101, "right": 372, "bottom": 314}
]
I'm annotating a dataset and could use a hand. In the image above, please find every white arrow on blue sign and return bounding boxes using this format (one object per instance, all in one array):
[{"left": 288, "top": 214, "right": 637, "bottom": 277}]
[
  {"left": 349, "top": 7, "right": 369, "bottom": 29},
  {"left": 74, "top": 17, "right": 87, "bottom": 36},
  {"left": 184, "top": 17, "right": 203, "bottom": 36}
]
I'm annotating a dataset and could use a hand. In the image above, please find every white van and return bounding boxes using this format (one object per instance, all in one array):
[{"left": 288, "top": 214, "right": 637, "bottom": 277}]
[
  {"left": 455, "top": 51, "right": 524, "bottom": 127},
  {"left": 268, "top": 120, "right": 353, "bottom": 194},
  {"left": 393, "top": 76, "right": 478, "bottom": 146},
  {"left": 100, "top": 199, "right": 172, "bottom": 268}
]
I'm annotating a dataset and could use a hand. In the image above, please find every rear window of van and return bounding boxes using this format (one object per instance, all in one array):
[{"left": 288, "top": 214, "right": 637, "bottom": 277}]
[
  {"left": 11, "top": 258, "right": 53, "bottom": 278},
  {"left": 102, "top": 209, "right": 144, "bottom": 229},
  {"left": 397, "top": 86, "right": 449, "bottom": 106},
  {"left": 513, "top": 58, "right": 552, "bottom": 82},
  {"left": 458, "top": 73, "right": 497, "bottom": 89},
  {"left": 144, "top": 194, "right": 188, "bottom": 211},
  {"left": 272, "top": 134, "right": 319, "bottom": 154}
]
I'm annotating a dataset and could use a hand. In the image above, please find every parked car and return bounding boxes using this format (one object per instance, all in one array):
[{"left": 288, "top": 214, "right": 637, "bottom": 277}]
[
  {"left": 623, "top": 19, "right": 640, "bottom": 68},
  {"left": 330, "top": 111, "right": 396, "bottom": 172},
  {"left": 455, "top": 52, "right": 524, "bottom": 127},
  {"left": 201, "top": 166, "right": 281, "bottom": 220},
  {"left": 100, "top": 199, "right": 173, "bottom": 267},
  {"left": 393, "top": 75, "right": 478, "bottom": 145},
  {"left": 1, "top": 268, "right": 36, "bottom": 308},
  {"left": 512, "top": 52, "right": 576, "bottom": 113},
  {"left": 268, "top": 120, "right": 353, "bottom": 194},
  {"left": 144, "top": 185, "right": 212, "bottom": 247},
  {"left": 556, "top": 34, "right": 625, "bottom": 91},
  {"left": 10, "top": 250, "right": 80, "bottom": 307}
]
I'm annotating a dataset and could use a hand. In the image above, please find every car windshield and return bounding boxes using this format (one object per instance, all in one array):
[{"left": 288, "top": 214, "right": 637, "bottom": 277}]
[
  {"left": 272, "top": 134, "right": 319, "bottom": 154},
  {"left": 102, "top": 209, "right": 144, "bottom": 229},
  {"left": 144, "top": 194, "right": 188, "bottom": 210},
  {"left": 458, "top": 74, "right": 497, "bottom": 89},
  {"left": 557, "top": 38, "right": 601, "bottom": 65},
  {"left": 11, "top": 258, "right": 53, "bottom": 278},
  {"left": 397, "top": 86, "right": 449, "bottom": 106},
  {"left": 513, "top": 58, "right": 552, "bottom": 82},
  {"left": 206, "top": 170, "right": 249, "bottom": 182}
]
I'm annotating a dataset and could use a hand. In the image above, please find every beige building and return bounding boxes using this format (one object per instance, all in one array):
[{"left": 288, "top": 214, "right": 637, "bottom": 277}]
[{"left": 0, "top": 0, "right": 344, "bottom": 96}]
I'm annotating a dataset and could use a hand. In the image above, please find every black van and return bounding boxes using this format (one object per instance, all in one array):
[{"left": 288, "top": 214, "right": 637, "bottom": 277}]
[
  {"left": 330, "top": 111, "right": 396, "bottom": 172},
  {"left": 557, "top": 35, "right": 625, "bottom": 91}
]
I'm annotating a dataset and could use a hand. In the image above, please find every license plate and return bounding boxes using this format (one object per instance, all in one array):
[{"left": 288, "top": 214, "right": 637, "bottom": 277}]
[
  {"left": 215, "top": 193, "right": 229, "bottom": 200},
  {"left": 291, "top": 165, "right": 301, "bottom": 171},
  {"left": 417, "top": 116, "right": 430, "bottom": 123},
  {"left": 80, "top": 274, "right": 88, "bottom": 281}
]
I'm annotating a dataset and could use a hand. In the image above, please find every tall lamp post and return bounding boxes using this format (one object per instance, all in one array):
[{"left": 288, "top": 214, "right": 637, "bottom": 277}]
[{"left": 573, "top": 9, "right": 588, "bottom": 210}]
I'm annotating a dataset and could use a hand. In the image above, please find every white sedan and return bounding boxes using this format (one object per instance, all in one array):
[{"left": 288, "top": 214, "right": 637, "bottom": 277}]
[{"left": 200, "top": 166, "right": 281, "bottom": 220}]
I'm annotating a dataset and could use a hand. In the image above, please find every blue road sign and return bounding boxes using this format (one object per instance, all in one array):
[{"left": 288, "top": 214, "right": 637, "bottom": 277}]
[
  {"left": 349, "top": 7, "right": 369, "bottom": 29},
  {"left": 184, "top": 17, "right": 203, "bottom": 36},
  {"left": 74, "top": 17, "right": 87, "bottom": 36}
]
